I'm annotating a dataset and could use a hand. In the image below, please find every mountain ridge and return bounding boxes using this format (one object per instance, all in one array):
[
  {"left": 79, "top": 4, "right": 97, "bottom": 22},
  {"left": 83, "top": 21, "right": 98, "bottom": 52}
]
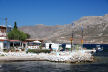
[{"left": 19, "top": 14, "right": 108, "bottom": 44}]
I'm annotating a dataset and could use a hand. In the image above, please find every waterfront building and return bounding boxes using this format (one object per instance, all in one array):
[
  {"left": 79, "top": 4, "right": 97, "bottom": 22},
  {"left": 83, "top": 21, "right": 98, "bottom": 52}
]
[{"left": 0, "top": 25, "right": 11, "bottom": 51}]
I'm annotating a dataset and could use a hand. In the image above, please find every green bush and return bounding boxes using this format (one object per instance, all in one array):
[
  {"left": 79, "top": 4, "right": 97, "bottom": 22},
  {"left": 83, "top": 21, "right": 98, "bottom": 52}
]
[
  {"left": 0, "top": 54, "right": 5, "bottom": 56},
  {"left": 3, "top": 49, "right": 9, "bottom": 52},
  {"left": 27, "top": 49, "right": 51, "bottom": 53}
]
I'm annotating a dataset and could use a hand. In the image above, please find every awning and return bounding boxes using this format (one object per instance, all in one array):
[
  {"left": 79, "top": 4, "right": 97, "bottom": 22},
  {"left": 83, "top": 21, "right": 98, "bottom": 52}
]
[{"left": 33, "top": 40, "right": 41, "bottom": 43}]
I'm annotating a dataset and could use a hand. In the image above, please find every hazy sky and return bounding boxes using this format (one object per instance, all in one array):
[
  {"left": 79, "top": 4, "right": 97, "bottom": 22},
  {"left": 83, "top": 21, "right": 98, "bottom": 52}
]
[{"left": 0, "top": 0, "right": 108, "bottom": 27}]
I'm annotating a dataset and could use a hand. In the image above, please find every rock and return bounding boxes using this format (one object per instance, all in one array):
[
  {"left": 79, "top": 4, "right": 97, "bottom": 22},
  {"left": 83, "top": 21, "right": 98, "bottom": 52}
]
[{"left": 0, "top": 51, "right": 94, "bottom": 63}]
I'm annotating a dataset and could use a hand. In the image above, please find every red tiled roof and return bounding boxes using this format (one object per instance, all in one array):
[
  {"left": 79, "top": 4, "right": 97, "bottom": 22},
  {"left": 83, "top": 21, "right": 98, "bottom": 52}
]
[
  {"left": 0, "top": 26, "right": 6, "bottom": 29},
  {"left": 0, "top": 39, "right": 21, "bottom": 42},
  {"left": 9, "top": 40, "right": 20, "bottom": 42},
  {"left": 0, "top": 35, "right": 6, "bottom": 37},
  {"left": 0, "top": 39, "right": 8, "bottom": 41}
]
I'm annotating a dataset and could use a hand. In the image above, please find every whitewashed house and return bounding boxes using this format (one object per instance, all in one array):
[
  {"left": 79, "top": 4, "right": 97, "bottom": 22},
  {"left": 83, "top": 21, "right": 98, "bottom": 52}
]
[{"left": 0, "top": 25, "right": 11, "bottom": 51}]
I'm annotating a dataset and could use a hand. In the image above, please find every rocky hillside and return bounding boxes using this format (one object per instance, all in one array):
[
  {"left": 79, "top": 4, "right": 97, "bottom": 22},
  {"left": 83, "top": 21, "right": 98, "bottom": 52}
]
[{"left": 19, "top": 14, "right": 108, "bottom": 44}]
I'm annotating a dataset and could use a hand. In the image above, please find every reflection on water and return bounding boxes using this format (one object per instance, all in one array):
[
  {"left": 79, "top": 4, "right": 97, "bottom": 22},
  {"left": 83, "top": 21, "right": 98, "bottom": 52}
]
[{"left": 0, "top": 50, "right": 108, "bottom": 72}]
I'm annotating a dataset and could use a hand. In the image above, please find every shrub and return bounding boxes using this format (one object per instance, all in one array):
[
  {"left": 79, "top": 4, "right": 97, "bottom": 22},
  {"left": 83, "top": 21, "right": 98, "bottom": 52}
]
[
  {"left": 27, "top": 49, "right": 51, "bottom": 53},
  {"left": 3, "top": 49, "right": 9, "bottom": 52},
  {"left": 0, "top": 54, "right": 5, "bottom": 56}
]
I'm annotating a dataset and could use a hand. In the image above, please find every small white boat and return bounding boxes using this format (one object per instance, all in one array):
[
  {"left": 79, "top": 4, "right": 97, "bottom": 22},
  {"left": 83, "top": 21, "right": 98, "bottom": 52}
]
[{"left": 96, "top": 45, "right": 103, "bottom": 51}]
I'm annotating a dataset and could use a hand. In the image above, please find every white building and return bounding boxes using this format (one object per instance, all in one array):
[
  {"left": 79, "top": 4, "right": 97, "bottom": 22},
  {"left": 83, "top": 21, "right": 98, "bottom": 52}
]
[
  {"left": 45, "top": 43, "right": 60, "bottom": 51},
  {"left": 0, "top": 25, "right": 11, "bottom": 51}
]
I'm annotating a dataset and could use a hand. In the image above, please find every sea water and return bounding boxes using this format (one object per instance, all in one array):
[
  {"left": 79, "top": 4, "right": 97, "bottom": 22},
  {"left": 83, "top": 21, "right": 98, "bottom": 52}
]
[{"left": 0, "top": 44, "right": 108, "bottom": 72}]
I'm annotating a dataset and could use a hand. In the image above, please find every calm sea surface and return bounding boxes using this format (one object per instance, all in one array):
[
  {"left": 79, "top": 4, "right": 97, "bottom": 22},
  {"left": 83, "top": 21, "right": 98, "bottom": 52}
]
[{"left": 0, "top": 44, "right": 108, "bottom": 72}]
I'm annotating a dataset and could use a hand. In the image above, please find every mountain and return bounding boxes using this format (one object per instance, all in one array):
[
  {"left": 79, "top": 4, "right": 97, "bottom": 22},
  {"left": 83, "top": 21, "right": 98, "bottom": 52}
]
[{"left": 19, "top": 14, "right": 108, "bottom": 44}]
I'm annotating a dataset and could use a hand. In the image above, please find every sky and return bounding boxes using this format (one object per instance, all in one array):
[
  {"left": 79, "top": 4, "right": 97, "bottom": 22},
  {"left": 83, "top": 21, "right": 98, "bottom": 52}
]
[{"left": 0, "top": 0, "right": 108, "bottom": 27}]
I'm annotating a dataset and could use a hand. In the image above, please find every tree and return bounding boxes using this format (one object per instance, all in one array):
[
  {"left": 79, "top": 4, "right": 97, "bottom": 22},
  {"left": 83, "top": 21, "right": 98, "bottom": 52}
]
[
  {"left": 25, "top": 33, "right": 30, "bottom": 39},
  {"left": 8, "top": 22, "right": 28, "bottom": 41},
  {"left": 14, "top": 21, "right": 17, "bottom": 29}
]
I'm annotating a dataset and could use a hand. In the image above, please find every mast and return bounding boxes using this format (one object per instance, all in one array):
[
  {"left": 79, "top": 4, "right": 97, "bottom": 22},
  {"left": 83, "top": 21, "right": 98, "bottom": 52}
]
[
  {"left": 71, "top": 23, "right": 74, "bottom": 52},
  {"left": 81, "top": 24, "right": 83, "bottom": 49}
]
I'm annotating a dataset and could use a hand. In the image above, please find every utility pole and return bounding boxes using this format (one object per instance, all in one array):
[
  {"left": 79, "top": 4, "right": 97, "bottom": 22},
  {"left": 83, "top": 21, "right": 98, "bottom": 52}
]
[
  {"left": 5, "top": 18, "right": 7, "bottom": 34},
  {"left": 5, "top": 18, "right": 8, "bottom": 50}
]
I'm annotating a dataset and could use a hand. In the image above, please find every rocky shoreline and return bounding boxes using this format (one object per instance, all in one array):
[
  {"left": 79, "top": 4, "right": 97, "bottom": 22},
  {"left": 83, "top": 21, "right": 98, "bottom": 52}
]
[{"left": 0, "top": 51, "right": 94, "bottom": 63}]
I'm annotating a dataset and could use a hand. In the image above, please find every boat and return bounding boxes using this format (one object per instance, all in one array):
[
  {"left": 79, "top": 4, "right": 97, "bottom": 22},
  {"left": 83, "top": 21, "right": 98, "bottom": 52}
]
[{"left": 96, "top": 45, "right": 103, "bottom": 51}]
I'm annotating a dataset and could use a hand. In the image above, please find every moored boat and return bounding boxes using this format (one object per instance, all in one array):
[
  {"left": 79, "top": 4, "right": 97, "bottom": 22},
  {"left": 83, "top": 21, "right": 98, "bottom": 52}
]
[{"left": 96, "top": 45, "right": 103, "bottom": 52}]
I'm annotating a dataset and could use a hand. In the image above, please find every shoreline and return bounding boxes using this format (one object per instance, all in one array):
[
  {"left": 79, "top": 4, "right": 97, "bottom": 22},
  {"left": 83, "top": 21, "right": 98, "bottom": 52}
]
[
  {"left": 0, "top": 51, "right": 94, "bottom": 63},
  {"left": 0, "top": 56, "right": 94, "bottom": 64},
  {"left": 0, "top": 56, "right": 47, "bottom": 62}
]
